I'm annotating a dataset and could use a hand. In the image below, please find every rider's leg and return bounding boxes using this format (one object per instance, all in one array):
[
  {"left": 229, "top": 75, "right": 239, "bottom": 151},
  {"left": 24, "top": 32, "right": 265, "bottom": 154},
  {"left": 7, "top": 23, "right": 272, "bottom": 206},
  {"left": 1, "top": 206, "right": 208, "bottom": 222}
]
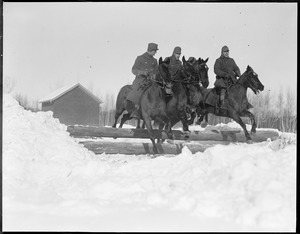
[{"left": 220, "top": 88, "right": 226, "bottom": 106}]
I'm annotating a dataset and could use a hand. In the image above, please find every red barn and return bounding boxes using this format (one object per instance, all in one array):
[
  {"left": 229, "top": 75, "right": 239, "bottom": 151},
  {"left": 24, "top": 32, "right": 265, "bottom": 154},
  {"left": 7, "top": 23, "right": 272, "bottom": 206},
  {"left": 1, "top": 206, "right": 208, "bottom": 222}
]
[{"left": 39, "top": 83, "right": 102, "bottom": 126}]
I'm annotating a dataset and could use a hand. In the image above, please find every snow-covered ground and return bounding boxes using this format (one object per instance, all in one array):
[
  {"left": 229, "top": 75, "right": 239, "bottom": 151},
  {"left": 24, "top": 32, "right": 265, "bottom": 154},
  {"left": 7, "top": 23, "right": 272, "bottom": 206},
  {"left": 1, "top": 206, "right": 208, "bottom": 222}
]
[{"left": 2, "top": 94, "right": 296, "bottom": 232}]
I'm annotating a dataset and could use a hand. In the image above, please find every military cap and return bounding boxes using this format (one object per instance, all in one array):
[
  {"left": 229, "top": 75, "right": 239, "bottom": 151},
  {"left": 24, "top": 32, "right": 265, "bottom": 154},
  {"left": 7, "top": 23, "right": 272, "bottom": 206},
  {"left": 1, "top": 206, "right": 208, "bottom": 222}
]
[
  {"left": 222, "top": 45, "right": 229, "bottom": 52},
  {"left": 173, "top": 46, "right": 181, "bottom": 54},
  {"left": 147, "top": 43, "right": 159, "bottom": 51}
]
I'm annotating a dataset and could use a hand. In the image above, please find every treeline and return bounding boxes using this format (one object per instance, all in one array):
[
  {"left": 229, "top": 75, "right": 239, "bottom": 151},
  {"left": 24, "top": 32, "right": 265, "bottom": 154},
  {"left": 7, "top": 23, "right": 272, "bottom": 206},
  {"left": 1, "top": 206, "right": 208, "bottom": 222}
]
[
  {"left": 98, "top": 88, "right": 297, "bottom": 133},
  {"left": 10, "top": 87, "right": 297, "bottom": 133}
]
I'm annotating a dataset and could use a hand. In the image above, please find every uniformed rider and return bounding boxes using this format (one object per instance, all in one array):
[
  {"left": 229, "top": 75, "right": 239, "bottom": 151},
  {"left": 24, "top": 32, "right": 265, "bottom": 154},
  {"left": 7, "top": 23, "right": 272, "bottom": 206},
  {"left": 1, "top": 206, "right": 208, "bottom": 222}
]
[
  {"left": 165, "top": 46, "right": 182, "bottom": 76},
  {"left": 126, "top": 43, "right": 159, "bottom": 118},
  {"left": 214, "top": 45, "right": 241, "bottom": 108}
]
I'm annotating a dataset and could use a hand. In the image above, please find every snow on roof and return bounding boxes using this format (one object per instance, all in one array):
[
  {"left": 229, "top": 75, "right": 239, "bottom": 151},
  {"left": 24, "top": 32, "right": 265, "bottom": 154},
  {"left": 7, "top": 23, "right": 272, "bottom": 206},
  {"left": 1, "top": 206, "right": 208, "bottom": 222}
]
[{"left": 38, "top": 83, "right": 102, "bottom": 104}]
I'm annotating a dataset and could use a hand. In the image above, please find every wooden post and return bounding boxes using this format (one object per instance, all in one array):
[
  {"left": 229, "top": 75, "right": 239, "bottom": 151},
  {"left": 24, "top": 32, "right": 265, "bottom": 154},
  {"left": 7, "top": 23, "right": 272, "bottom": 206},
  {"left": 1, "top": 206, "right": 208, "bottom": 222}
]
[
  {"left": 80, "top": 140, "right": 230, "bottom": 155},
  {"left": 67, "top": 126, "right": 279, "bottom": 142}
]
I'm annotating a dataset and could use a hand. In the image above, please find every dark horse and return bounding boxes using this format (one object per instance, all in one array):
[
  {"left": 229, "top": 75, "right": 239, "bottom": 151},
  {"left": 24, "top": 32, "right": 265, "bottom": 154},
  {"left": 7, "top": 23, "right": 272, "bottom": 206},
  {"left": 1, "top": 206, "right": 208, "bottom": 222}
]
[
  {"left": 162, "top": 56, "right": 198, "bottom": 136},
  {"left": 112, "top": 84, "right": 144, "bottom": 128},
  {"left": 190, "top": 57, "right": 209, "bottom": 88},
  {"left": 157, "top": 56, "right": 209, "bottom": 136},
  {"left": 196, "top": 65, "right": 264, "bottom": 143},
  {"left": 185, "top": 57, "right": 209, "bottom": 123},
  {"left": 113, "top": 57, "right": 174, "bottom": 154}
]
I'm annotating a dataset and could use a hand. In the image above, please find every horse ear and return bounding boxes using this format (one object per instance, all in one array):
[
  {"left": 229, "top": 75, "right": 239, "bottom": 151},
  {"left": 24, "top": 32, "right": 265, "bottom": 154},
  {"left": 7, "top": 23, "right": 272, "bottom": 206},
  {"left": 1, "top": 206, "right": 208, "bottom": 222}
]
[
  {"left": 159, "top": 57, "right": 163, "bottom": 65},
  {"left": 182, "top": 56, "right": 186, "bottom": 63},
  {"left": 204, "top": 57, "right": 209, "bottom": 63}
]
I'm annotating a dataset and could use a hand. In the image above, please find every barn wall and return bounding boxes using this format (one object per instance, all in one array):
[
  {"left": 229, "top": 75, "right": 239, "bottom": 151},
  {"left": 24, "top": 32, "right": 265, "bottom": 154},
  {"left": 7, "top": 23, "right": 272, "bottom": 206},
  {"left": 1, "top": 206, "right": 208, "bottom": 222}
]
[{"left": 52, "top": 87, "right": 100, "bottom": 126}]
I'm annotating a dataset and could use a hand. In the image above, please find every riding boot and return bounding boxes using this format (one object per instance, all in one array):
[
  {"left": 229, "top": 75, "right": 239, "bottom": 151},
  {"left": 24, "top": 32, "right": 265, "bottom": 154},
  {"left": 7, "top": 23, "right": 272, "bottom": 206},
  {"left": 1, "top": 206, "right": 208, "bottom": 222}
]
[{"left": 130, "top": 104, "right": 140, "bottom": 119}]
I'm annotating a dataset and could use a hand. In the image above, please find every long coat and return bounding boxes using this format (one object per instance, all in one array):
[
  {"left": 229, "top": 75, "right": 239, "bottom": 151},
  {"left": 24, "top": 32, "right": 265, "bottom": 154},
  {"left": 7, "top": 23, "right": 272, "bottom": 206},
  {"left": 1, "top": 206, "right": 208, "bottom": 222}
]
[
  {"left": 127, "top": 52, "right": 158, "bottom": 104},
  {"left": 214, "top": 55, "right": 241, "bottom": 88}
]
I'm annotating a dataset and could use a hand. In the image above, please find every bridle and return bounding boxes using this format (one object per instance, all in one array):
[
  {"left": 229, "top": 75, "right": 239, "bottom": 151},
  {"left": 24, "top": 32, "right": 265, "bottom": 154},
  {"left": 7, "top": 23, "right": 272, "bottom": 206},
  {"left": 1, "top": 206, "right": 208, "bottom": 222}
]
[
  {"left": 196, "top": 62, "right": 209, "bottom": 88},
  {"left": 171, "top": 63, "right": 198, "bottom": 84},
  {"left": 149, "top": 63, "right": 172, "bottom": 90},
  {"left": 237, "top": 70, "right": 259, "bottom": 93}
]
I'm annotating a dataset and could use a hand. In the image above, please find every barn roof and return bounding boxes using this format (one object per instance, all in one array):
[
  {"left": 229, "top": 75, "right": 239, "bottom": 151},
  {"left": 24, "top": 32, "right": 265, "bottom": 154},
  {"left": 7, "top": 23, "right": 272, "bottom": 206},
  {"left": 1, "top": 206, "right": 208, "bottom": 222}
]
[{"left": 38, "top": 83, "right": 102, "bottom": 104}]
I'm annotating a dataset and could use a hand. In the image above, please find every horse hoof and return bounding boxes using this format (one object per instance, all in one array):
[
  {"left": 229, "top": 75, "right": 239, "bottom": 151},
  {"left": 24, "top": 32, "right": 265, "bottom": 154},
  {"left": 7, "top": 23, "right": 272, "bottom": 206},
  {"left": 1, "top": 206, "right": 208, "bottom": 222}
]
[{"left": 246, "top": 139, "right": 253, "bottom": 144}]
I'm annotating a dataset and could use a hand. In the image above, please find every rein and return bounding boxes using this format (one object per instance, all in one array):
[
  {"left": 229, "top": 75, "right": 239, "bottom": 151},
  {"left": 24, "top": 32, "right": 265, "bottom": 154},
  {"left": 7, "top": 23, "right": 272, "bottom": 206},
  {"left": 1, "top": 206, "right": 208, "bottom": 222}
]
[
  {"left": 171, "top": 66, "right": 197, "bottom": 84},
  {"left": 149, "top": 66, "right": 170, "bottom": 89}
]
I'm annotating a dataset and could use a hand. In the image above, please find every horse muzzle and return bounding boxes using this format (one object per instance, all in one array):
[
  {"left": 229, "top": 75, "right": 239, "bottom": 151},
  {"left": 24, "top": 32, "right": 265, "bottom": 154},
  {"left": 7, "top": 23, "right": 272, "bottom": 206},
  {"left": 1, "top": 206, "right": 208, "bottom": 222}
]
[{"left": 165, "top": 82, "right": 173, "bottom": 95}]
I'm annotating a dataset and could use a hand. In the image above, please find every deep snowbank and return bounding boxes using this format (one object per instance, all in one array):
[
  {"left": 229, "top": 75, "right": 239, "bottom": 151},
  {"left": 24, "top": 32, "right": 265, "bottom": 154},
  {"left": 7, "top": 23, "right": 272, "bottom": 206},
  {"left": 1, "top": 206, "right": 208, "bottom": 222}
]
[{"left": 3, "top": 94, "right": 296, "bottom": 232}]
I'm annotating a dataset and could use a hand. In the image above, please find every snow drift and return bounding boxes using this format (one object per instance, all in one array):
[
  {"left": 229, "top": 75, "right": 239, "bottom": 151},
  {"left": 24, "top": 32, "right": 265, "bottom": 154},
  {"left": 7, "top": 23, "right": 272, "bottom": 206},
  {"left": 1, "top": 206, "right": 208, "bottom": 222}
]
[{"left": 3, "top": 94, "right": 296, "bottom": 232}]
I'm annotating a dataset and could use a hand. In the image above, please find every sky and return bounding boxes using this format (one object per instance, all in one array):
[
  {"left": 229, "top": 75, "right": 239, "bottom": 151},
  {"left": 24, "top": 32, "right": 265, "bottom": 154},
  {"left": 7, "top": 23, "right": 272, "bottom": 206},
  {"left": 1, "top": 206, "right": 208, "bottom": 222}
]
[
  {"left": 3, "top": 93, "right": 296, "bottom": 231},
  {"left": 3, "top": 2, "right": 298, "bottom": 103}
]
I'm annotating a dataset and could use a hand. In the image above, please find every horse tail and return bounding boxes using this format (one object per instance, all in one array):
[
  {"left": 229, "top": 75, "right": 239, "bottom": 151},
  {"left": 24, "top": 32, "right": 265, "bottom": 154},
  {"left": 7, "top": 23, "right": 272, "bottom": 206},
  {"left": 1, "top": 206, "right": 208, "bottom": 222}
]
[{"left": 116, "top": 84, "right": 132, "bottom": 112}]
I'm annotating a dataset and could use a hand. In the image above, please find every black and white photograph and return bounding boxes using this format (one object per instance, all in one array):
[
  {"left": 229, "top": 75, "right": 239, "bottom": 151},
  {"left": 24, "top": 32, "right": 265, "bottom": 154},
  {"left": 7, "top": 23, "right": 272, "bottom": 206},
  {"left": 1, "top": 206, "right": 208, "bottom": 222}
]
[{"left": 2, "top": 2, "right": 297, "bottom": 232}]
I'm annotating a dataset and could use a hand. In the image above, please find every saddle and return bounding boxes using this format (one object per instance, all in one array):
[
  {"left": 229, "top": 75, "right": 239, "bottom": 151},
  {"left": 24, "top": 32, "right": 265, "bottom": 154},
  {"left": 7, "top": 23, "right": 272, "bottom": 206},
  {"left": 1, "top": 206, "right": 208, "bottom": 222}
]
[
  {"left": 202, "top": 88, "right": 228, "bottom": 110},
  {"left": 202, "top": 87, "right": 253, "bottom": 110}
]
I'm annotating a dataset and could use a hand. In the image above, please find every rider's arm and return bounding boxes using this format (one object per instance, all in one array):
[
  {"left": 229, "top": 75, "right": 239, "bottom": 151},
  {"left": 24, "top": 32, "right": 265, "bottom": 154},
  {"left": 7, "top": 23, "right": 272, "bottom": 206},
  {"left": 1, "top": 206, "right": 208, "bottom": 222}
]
[
  {"left": 132, "top": 56, "right": 148, "bottom": 76},
  {"left": 232, "top": 59, "right": 241, "bottom": 77}
]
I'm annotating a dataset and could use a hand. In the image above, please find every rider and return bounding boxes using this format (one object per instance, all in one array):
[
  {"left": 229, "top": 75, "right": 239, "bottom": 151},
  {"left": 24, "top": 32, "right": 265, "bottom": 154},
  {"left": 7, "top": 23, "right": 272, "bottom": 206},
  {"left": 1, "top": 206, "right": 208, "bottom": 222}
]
[
  {"left": 214, "top": 45, "right": 241, "bottom": 109},
  {"left": 126, "top": 42, "right": 159, "bottom": 118},
  {"left": 163, "top": 46, "right": 182, "bottom": 95},
  {"left": 165, "top": 46, "right": 182, "bottom": 76}
]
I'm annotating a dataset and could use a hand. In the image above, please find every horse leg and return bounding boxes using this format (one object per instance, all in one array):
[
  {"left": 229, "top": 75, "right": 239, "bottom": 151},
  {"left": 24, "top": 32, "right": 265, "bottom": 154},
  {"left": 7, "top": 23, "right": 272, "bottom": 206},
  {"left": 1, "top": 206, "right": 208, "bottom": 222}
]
[
  {"left": 156, "top": 121, "right": 165, "bottom": 144},
  {"left": 112, "top": 109, "right": 124, "bottom": 128},
  {"left": 178, "top": 105, "right": 190, "bottom": 137},
  {"left": 141, "top": 120, "right": 146, "bottom": 129},
  {"left": 196, "top": 106, "right": 208, "bottom": 128},
  {"left": 241, "top": 110, "right": 257, "bottom": 134},
  {"left": 200, "top": 113, "right": 209, "bottom": 128},
  {"left": 119, "top": 113, "right": 131, "bottom": 128},
  {"left": 230, "top": 111, "right": 253, "bottom": 143},
  {"left": 187, "top": 111, "right": 197, "bottom": 125},
  {"left": 137, "top": 118, "right": 141, "bottom": 129},
  {"left": 143, "top": 117, "right": 158, "bottom": 154},
  {"left": 162, "top": 116, "right": 174, "bottom": 140}
]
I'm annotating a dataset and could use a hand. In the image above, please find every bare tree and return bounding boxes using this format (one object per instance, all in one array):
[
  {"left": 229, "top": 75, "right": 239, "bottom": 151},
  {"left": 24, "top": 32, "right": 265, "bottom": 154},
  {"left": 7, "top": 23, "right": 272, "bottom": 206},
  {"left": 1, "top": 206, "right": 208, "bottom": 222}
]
[{"left": 284, "top": 88, "right": 296, "bottom": 132}]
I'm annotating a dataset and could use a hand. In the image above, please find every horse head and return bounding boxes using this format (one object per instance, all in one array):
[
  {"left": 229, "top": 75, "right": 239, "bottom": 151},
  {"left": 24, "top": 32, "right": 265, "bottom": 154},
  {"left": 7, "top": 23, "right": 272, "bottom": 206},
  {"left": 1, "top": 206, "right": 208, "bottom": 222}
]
[
  {"left": 181, "top": 56, "right": 198, "bottom": 82},
  {"left": 240, "top": 65, "right": 264, "bottom": 94},
  {"left": 195, "top": 57, "right": 209, "bottom": 88},
  {"left": 158, "top": 57, "right": 173, "bottom": 91}
]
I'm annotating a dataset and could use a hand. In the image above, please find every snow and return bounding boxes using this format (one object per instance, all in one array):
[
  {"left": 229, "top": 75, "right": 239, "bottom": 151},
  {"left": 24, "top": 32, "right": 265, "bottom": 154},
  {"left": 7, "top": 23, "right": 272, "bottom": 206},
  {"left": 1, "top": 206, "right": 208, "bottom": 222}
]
[{"left": 2, "top": 94, "right": 296, "bottom": 232}]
